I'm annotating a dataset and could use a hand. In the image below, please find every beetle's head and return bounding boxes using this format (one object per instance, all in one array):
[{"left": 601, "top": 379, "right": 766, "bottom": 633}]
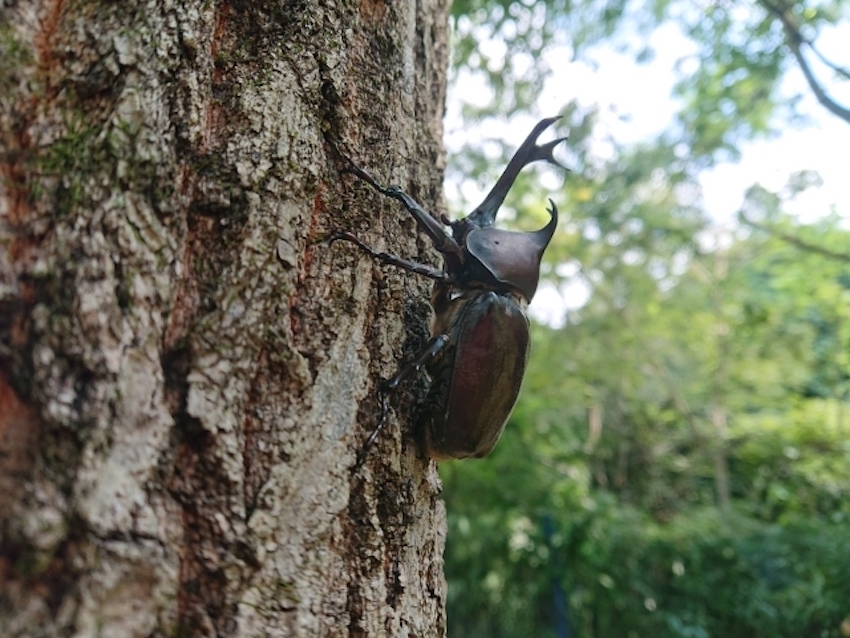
[{"left": 453, "top": 116, "right": 567, "bottom": 302}]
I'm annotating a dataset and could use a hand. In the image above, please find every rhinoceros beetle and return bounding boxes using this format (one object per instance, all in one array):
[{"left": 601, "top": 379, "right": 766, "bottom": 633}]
[{"left": 334, "top": 116, "right": 567, "bottom": 463}]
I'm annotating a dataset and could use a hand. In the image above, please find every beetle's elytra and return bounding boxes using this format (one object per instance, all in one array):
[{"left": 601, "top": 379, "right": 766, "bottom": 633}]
[{"left": 334, "top": 116, "right": 567, "bottom": 463}]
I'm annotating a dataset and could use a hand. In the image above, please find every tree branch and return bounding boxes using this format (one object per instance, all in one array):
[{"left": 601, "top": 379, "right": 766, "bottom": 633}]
[
  {"left": 739, "top": 211, "right": 850, "bottom": 263},
  {"left": 809, "top": 43, "right": 850, "bottom": 82},
  {"left": 760, "top": 0, "right": 850, "bottom": 124}
]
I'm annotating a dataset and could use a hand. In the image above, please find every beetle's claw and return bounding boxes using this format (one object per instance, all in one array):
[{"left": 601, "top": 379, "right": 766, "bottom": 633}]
[
  {"left": 327, "top": 231, "right": 349, "bottom": 245},
  {"left": 354, "top": 391, "right": 390, "bottom": 470},
  {"left": 341, "top": 159, "right": 384, "bottom": 190}
]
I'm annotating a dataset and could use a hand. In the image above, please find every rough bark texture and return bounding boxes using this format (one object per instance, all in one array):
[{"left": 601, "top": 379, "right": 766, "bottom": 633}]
[{"left": 0, "top": 1, "right": 449, "bottom": 636}]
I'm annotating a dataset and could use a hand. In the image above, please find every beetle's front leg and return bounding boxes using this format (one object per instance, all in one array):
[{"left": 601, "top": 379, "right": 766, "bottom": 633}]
[
  {"left": 355, "top": 334, "right": 450, "bottom": 467},
  {"left": 330, "top": 231, "right": 456, "bottom": 284},
  {"left": 342, "top": 160, "right": 464, "bottom": 262}
]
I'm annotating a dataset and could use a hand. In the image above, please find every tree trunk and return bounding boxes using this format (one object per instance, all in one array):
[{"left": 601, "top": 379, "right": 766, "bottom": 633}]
[{"left": 0, "top": 1, "right": 449, "bottom": 636}]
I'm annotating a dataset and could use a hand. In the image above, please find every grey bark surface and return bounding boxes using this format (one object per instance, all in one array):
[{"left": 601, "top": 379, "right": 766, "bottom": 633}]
[{"left": 0, "top": 1, "right": 449, "bottom": 636}]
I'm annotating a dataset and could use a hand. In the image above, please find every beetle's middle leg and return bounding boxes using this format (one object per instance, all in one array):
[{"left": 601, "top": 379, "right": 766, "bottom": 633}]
[
  {"left": 355, "top": 334, "right": 450, "bottom": 467},
  {"left": 331, "top": 231, "right": 456, "bottom": 284}
]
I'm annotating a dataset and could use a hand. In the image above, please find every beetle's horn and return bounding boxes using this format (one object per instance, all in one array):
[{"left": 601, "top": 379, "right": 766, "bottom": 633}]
[
  {"left": 519, "top": 199, "right": 559, "bottom": 298},
  {"left": 466, "top": 116, "right": 568, "bottom": 227},
  {"left": 532, "top": 199, "right": 559, "bottom": 252}
]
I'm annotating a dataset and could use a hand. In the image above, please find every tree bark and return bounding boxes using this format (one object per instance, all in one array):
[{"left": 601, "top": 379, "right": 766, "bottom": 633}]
[{"left": 1, "top": 1, "right": 449, "bottom": 636}]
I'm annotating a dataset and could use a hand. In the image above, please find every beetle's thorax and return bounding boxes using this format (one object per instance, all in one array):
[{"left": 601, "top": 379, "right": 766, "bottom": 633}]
[{"left": 460, "top": 217, "right": 557, "bottom": 303}]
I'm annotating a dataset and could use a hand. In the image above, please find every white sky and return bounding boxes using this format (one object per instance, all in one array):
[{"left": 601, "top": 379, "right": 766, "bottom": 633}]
[
  {"left": 444, "top": 19, "right": 850, "bottom": 325},
  {"left": 447, "top": 22, "right": 850, "bottom": 223}
]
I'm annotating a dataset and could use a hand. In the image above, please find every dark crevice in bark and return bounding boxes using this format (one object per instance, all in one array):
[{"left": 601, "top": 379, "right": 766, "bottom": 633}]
[
  {"left": 317, "top": 57, "right": 345, "bottom": 142},
  {"left": 163, "top": 324, "right": 246, "bottom": 636},
  {"left": 344, "top": 473, "right": 370, "bottom": 638},
  {"left": 162, "top": 340, "right": 192, "bottom": 416},
  {"left": 169, "top": 414, "right": 246, "bottom": 638},
  {"left": 377, "top": 474, "right": 409, "bottom": 609},
  {"left": 184, "top": 185, "right": 248, "bottom": 319}
]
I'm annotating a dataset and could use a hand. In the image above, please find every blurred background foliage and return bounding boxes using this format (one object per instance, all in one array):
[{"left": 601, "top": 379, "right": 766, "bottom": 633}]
[{"left": 439, "top": 0, "right": 850, "bottom": 636}]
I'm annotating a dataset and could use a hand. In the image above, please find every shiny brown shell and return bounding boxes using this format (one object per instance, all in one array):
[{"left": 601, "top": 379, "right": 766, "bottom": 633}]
[{"left": 418, "top": 291, "right": 530, "bottom": 459}]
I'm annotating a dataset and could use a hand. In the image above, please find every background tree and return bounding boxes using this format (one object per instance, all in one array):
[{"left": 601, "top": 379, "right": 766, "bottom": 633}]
[
  {"left": 0, "top": 2, "right": 450, "bottom": 636},
  {"left": 442, "top": 1, "right": 850, "bottom": 636}
]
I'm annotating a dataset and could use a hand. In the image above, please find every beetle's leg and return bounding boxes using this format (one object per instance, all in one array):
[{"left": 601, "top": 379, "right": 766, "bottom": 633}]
[
  {"left": 355, "top": 334, "right": 450, "bottom": 467},
  {"left": 343, "top": 161, "right": 464, "bottom": 262},
  {"left": 464, "top": 115, "right": 568, "bottom": 228},
  {"left": 331, "top": 231, "right": 457, "bottom": 284},
  {"left": 381, "top": 334, "right": 450, "bottom": 392}
]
